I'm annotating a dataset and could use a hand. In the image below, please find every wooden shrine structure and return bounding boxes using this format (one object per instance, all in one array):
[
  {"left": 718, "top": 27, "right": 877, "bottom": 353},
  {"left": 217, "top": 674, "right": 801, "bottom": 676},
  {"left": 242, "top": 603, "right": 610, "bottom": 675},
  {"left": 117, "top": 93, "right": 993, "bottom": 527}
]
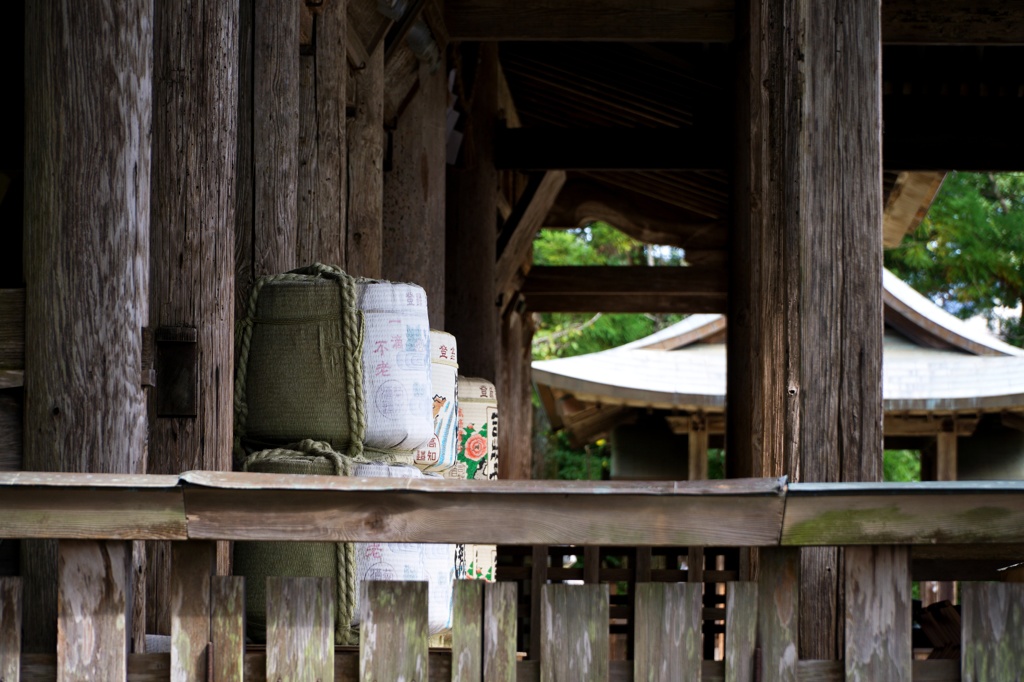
[{"left": 2, "top": 0, "right": 1024, "bottom": 679}]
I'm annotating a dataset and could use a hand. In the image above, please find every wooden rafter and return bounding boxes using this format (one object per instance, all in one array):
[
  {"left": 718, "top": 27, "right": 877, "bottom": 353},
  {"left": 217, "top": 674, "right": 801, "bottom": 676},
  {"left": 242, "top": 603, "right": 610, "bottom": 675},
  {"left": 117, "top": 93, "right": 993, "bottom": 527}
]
[
  {"left": 883, "top": 172, "right": 946, "bottom": 248},
  {"left": 495, "top": 170, "right": 566, "bottom": 298}
]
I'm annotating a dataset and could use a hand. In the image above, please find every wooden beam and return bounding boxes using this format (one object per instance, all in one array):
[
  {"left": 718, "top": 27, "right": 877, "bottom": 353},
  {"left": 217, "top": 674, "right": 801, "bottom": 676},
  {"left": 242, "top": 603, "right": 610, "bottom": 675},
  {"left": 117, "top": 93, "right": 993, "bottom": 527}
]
[
  {"left": 882, "top": 172, "right": 945, "bottom": 248},
  {"left": 521, "top": 266, "right": 727, "bottom": 314},
  {"left": 495, "top": 170, "right": 567, "bottom": 299},
  {"left": 346, "top": 43, "right": 385, "bottom": 278},
  {"left": 447, "top": 0, "right": 1024, "bottom": 44},
  {"left": 545, "top": 179, "right": 727, "bottom": 251},
  {"left": 348, "top": 0, "right": 392, "bottom": 58},
  {"left": 182, "top": 474, "right": 788, "bottom": 545},
  {"left": 0, "top": 289, "right": 23, "bottom": 374}
]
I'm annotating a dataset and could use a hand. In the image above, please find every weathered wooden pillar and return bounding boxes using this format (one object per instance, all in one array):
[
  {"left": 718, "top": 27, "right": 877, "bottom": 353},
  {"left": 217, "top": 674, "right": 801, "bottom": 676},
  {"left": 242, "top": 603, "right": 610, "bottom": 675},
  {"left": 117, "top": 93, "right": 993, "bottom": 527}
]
[
  {"left": 730, "top": 0, "right": 883, "bottom": 660},
  {"left": 147, "top": 0, "right": 238, "bottom": 636},
  {"left": 23, "top": 0, "right": 153, "bottom": 650},
  {"left": 383, "top": 61, "right": 448, "bottom": 328},
  {"left": 498, "top": 307, "right": 535, "bottom": 480},
  {"left": 346, "top": 43, "right": 386, "bottom": 279},
  {"left": 446, "top": 43, "right": 498, "bottom": 380}
]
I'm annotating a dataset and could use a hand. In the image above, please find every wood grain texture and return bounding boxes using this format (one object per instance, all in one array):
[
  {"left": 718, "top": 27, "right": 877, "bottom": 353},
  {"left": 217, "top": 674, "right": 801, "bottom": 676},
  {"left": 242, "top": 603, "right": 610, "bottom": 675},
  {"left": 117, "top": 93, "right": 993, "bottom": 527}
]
[
  {"left": 732, "top": 0, "right": 883, "bottom": 661},
  {"left": 235, "top": 0, "right": 255, "bottom": 323},
  {"left": 57, "top": 541, "right": 128, "bottom": 680},
  {"left": 23, "top": 0, "right": 153, "bottom": 651},
  {"left": 0, "top": 577, "right": 21, "bottom": 682},
  {"left": 452, "top": 581, "right": 483, "bottom": 682},
  {"left": 170, "top": 542, "right": 214, "bottom": 682},
  {"left": 540, "top": 584, "right": 608, "bottom": 682},
  {"left": 495, "top": 171, "right": 566, "bottom": 298},
  {"left": 757, "top": 548, "right": 799, "bottom": 682},
  {"left": 266, "top": 577, "right": 334, "bottom": 682},
  {"left": 0, "top": 391, "right": 22, "bottom": 472},
  {"left": 497, "top": 309, "right": 534, "bottom": 480},
  {"left": 844, "top": 546, "right": 911, "bottom": 682},
  {"left": 359, "top": 581, "right": 428, "bottom": 682},
  {"left": 725, "top": 582, "right": 757, "bottom": 682},
  {"left": 210, "top": 577, "right": 245, "bottom": 682},
  {"left": 0, "top": 289, "right": 23, "bottom": 370},
  {"left": 634, "top": 583, "right": 701, "bottom": 682},
  {"left": 445, "top": 43, "right": 499, "bottom": 381},
  {"left": 253, "top": 0, "right": 299, "bottom": 277},
  {"left": 484, "top": 581, "right": 517, "bottom": 682},
  {"left": 0, "top": 488, "right": 187, "bottom": 540},
  {"left": 149, "top": 0, "right": 238, "bottom": 635},
  {"left": 382, "top": 61, "right": 447, "bottom": 328},
  {"left": 783, "top": 486, "right": 1024, "bottom": 545},
  {"left": 346, "top": 44, "right": 385, "bottom": 279},
  {"left": 962, "top": 582, "right": 1024, "bottom": 682}
]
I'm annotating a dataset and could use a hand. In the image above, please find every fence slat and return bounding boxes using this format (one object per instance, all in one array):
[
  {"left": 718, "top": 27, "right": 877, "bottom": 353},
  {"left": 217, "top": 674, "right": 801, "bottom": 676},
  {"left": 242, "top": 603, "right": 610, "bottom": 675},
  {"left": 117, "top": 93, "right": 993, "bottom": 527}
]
[
  {"left": 484, "top": 582, "right": 517, "bottom": 682},
  {"left": 962, "top": 582, "right": 1024, "bottom": 681},
  {"left": 726, "top": 582, "right": 757, "bottom": 682},
  {"left": 171, "top": 542, "right": 214, "bottom": 682},
  {"left": 266, "top": 577, "right": 334, "bottom": 682},
  {"left": 452, "top": 581, "right": 483, "bottom": 682},
  {"left": 845, "top": 546, "right": 911, "bottom": 682},
  {"left": 634, "top": 582, "right": 701, "bottom": 681},
  {"left": 1, "top": 577, "right": 21, "bottom": 682},
  {"left": 360, "top": 581, "right": 427, "bottom": 682},
  {"left": 57, "top": 540, "right": 127, "bottom": 680},
  {"left": 540, "top": 584, "right": 608, "bottom": 682},
  {"left": 757, "top": 548, "right": 799, "bottom": 682},
  {"left": 210, "top": 576, "right": 245, "bottom": 682}
]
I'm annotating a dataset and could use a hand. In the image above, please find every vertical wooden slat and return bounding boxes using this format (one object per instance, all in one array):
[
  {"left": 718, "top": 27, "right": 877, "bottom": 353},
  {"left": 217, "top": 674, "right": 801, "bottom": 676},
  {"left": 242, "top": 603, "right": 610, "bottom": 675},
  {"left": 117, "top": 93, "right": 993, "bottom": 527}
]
[
  {"left": 452, "top": 580, "right": 484, "bottom": 682},
  {"left": 924, "top": 428, "right": 957, "bottom": 606},
  {"left": 210, "top": 576, "right": 245, "bottom": 682},
  {"left": 583, "top": 547, "right": 601, "bottom": 584},
  {"left": 346, "top": 43, "right": 385, "bottom": 278},
  {"left": 23, "top": 0, "right": 153, "bottom": 649},
  {"left": 445, "top": 42, "right": 498, "bottom": 380},
  {"left": 0, "top": 577, "right": 21, "bottom": 682},
  {"left": 58, "top": 541, "right": 128, "bottom": 680},
  {"left": 297, "top": 53, "right": 320, "bottom": 266},
  {"left": 634, "top": 583, "right": 701, "bottom": 682},
  {"left": 962, "top": 582, "right": 1024, "bottom": 682},
  {"left": 757, "top": 548, "right": 799, "bottom": 682},
  {"left": 314, "top": 0, "right": 347, "bottom": 265},
  {"left": 529, "top": 545, "right": 547, "bottom": 660},
  {"left": 484, "top": 582, "right": 517, "bottom": 682},
  {"left": 171, "top": 542, "right": 215, "bottom": 682},
  {"left": 844, "top": 546, "right": 911, "bottom": 682},
  {"left": 726, "top": 582, "right": 758, "bottom": 682},
  {"left": 540, "top": 584, "right": 609, "bottom": 682},
  {"left": 382, "top": 61, "right": 448, "bottom": 328},
  {"left": 253, "top": 0, "right": 300, "bottom": 277},
  {"left": 359, "top": 581, "right": 428, "bottom": 682},
  {"left": 266, "top": 577, "right": 334, "bottom": 682}
]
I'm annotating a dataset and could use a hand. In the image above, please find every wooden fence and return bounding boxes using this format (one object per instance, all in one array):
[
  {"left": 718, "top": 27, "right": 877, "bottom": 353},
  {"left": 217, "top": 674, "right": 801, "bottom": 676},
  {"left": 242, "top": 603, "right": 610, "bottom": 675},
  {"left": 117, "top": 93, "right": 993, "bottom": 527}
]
[{"left": 1, "top": 472, "right": 1024, "bottom": 680}]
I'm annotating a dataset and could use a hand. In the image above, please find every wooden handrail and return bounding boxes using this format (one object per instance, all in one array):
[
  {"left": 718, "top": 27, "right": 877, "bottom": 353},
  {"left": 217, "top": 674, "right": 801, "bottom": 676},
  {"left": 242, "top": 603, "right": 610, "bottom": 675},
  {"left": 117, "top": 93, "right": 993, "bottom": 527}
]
[{"left": 2, "top": 471, "right": 1024, "bottom": 547}]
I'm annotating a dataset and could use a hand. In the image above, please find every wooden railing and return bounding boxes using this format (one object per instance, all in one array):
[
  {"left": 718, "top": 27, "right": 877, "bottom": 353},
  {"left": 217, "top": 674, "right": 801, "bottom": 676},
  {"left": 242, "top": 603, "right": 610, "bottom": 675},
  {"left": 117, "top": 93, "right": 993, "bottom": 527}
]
[{"left": 2, "top": 472, "right": 1024, "bottom": 680}]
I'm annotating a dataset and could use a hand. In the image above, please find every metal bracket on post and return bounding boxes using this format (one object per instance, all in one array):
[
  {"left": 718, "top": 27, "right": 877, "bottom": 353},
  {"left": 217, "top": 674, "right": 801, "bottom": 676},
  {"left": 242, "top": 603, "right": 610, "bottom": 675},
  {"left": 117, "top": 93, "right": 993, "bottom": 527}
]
[{"left": 155, "top": 326, "right": 198, "bottom": 418}]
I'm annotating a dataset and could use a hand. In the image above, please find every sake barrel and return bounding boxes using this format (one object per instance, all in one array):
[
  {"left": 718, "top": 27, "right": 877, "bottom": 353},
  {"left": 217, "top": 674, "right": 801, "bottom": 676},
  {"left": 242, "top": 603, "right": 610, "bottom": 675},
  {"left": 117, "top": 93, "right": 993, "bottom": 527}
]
[
  {"left": 448, "top": 376, "right": 499, "bottom": 582},
  {"left": 414, "top": 330, "right": 459, "bottom": 473},
  {"left": 236, "top": 266, "right": 361, "bottom": 454},
  {"left": 356, "top": 279, "right": 434, "bottom": 455}
]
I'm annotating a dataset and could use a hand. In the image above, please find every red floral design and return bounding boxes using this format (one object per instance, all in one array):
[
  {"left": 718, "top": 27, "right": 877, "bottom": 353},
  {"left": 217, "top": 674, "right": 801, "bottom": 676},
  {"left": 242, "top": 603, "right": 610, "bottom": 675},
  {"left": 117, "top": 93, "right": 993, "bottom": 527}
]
[{"left": 465, "top": 434, "right": 487, "bottom": 461}]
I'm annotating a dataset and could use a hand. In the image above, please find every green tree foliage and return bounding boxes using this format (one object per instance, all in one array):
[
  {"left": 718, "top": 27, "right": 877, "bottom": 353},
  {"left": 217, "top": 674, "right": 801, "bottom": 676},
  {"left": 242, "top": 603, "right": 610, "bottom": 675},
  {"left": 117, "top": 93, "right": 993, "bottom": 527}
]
[
  {"left": 883, "top": 449, "right": 921, "bottom": 483},
  {"left": 531, "top": 222, "right": 684, "bottom": 360},
  {"left": 885, "top": 171, "right": 1024, "bottom": 345}
]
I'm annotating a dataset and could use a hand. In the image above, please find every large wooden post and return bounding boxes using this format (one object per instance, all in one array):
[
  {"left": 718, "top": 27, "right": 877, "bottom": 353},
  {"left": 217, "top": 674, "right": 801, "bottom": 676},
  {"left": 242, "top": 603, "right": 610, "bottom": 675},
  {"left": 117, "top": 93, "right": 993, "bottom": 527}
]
[
  {"left": 147, "top": 0, "right": 238, "bottom": 636},
  {"left": 498, "top": 307, "right": 535, "bottom": 480},
  {"left": 445, "top": 43, "right": 498, "bottom": 380},
  {"left": 346, "top": 43, "right": 386, "bottom": 279},
  {"left": 23, "top": 0, "right": 153, "bottom": 650},
  {"left": 383, "top": 61, "right": 448, "bottom": 328},
  {"left": 730, "top": 0, "right": 883, "bottom": 660}
]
